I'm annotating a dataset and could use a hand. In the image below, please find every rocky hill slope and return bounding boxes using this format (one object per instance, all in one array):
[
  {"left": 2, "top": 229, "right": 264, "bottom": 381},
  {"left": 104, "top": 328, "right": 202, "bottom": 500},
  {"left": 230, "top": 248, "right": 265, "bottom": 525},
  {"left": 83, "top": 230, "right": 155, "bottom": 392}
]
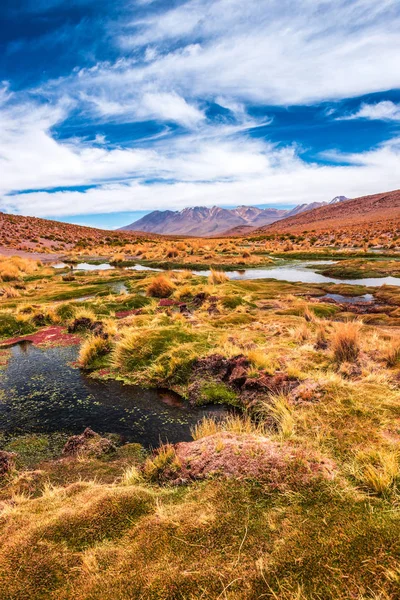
[{"left": 255, "top": 189, "right": 400, "bottom": 234}]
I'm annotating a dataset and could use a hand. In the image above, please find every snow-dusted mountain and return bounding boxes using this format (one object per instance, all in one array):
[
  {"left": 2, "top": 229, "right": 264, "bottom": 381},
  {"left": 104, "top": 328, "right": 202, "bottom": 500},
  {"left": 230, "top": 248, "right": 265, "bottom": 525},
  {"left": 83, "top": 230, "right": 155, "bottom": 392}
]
[
  {"left": 120, "top": 197, "right": 349, "bottom": 236},
  {"left": 119, "top": 205, "right": 287, "bottom": 236}
]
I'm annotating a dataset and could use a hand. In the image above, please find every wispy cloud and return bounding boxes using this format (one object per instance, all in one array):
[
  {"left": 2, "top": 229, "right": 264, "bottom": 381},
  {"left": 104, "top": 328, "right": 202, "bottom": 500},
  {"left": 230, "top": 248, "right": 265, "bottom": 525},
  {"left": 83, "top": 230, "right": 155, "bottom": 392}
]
[
  {"left": 1, "top": 0, "right": 400, "bottom": 222},
  {"left": 337, "top": 101, "right": 400, "bottom": 122}
]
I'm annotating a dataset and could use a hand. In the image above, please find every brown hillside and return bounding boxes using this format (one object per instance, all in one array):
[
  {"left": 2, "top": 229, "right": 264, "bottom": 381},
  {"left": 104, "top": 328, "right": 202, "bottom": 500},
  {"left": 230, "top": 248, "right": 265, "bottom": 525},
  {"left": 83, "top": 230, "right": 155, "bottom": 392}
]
[
  {"left": 256, "top": 189, "right": 400, "bottom": 234},
  {"left": 0, "top": 212, "right": 154, "bottom": 255}
]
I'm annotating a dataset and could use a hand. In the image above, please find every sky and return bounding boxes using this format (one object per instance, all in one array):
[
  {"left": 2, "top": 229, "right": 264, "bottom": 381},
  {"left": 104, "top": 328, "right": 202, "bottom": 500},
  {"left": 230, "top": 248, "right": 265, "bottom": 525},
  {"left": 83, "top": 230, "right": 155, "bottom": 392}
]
[{"left": 0, "top": 0, "right": 400, "bottom": 229}]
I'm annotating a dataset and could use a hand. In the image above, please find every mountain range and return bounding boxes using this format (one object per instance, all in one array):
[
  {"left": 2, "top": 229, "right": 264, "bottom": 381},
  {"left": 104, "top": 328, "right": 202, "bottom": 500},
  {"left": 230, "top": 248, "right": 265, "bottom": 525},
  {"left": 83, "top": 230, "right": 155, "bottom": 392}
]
[{"left": 119, "top": 196, "right": 349, "bottom": 236}]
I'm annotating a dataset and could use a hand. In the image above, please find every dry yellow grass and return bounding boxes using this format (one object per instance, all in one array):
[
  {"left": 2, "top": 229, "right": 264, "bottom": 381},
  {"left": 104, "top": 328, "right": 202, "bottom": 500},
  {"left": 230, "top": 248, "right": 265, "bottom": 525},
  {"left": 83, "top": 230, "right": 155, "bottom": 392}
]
[
  {"left": 78, "top": 335, "right": 110, "bottom": 368},
  {"left": 382, "top": 337, "right": 400, "bottom": 367},
  {"left": 0, "top": 285, "right": 21, "bottom": 298},
  {"left": 191, "top": 414, "right": 266, "bottom": 441},
  {"left": 208, "top": 269, "right": 229, "bottom": 285},
  {"left": 146, "top": 274, "right": 175, "bottom": 298},
  {"left": 331, "top": 321, "right": 361, "bottom": 363}
]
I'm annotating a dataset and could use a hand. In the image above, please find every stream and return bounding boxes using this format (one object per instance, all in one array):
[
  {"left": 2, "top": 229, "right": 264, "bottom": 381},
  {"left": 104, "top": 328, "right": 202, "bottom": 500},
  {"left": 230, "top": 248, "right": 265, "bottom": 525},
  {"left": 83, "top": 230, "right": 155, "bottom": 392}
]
[
  {"left": 53, "top": 260, "right": 400, "bottom": 287},
  {"left": 0, "top": 343, "right": 226, "bottom": 447}
]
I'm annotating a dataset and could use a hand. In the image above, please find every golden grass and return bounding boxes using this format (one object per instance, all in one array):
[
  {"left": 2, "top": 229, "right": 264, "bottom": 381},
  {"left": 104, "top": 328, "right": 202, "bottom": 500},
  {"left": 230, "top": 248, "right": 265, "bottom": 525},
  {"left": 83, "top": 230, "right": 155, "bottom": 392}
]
[
  {"left": 382, "top": 338, "right": 400, "bottom": 367},
  {"left": 208, "top": 269, "right": 229, "bottom": 285},
  {"left": 143, "top": 444, "right": 181, "bottom": 481},
  {"left": 78, "top": 335, "right": 110, "bottom": 368},
  {"left": 0, "top": 285, "right": 21, "bottom": 298},
  {"left": 246, "top": 348, "right": 278, "bottom": 374},
  {"left": 255, "top": 393, "right": 295, "bottom": 439},
  {"left": 0, "top": 256, "right": 41, "bottom": 282},
  {"left": 120, "top": 465, "right": 143, "bottom": 486},
  {"left": 111, "top": 252, "right": 125, "bottom": 263},
  {"left": 331, "top": 321, "right": 361, "bottom": 363},
  {"left": 350, "top": 448, "right": 399, "bottom": 495},
  {"left": 191, "top": 414, "right": 266, "bottom": 441},
  {"left": 146, "top": 273, "right": 175, "bottom": 298}
]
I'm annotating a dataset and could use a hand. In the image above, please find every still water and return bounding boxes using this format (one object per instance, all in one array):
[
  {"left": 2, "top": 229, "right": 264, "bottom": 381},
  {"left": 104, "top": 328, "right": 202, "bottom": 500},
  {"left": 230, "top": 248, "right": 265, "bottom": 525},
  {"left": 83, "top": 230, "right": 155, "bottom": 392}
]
[
  {"left": 0, "top": 343, "right": 226, "bottom": 447},
  {"left": 54, "top": 261, "right": 400, "bottom": 287}
]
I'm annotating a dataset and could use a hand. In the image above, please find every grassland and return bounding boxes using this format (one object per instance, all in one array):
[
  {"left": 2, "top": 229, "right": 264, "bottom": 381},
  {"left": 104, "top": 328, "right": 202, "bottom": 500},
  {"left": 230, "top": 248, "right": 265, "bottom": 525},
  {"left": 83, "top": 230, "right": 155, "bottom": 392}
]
[{"left": 1, "top": 243, "right": 400, "bottom": 599}]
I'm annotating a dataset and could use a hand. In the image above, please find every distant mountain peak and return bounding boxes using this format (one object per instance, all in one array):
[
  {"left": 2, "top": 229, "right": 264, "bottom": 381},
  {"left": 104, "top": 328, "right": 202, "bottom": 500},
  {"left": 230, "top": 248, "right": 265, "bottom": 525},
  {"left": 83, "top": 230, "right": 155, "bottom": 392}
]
[
  {"left": 118, "top": 196, "right": 350, "bottom": 236},
  {"left": 330, "top": 195, "right": 349, "bottom": 204}
]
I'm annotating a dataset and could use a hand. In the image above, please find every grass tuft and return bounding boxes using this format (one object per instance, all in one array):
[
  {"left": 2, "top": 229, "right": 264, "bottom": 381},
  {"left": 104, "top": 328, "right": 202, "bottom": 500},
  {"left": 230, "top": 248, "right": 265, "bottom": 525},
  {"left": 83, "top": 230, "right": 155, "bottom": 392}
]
[
  {"left": 146, "top": 274, "right": 175, "bottom": 298},
  {"left": 78, "top": 335, "right": 111, "bottom": 369},
  {"left": 208, "top": 269, "right": 229, "bottom": 285},
  {"left": 332, "top": 321, "right": 361, "bottom": 363}
]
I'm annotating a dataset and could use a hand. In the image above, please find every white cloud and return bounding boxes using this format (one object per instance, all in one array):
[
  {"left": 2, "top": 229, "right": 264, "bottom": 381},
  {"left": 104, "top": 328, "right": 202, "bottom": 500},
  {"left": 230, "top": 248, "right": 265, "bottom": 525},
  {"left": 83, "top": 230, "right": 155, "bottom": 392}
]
[
  {"left": 36, "top": 0, "right": 400, "bottom": 113},
  {"left": 1, "top": 102, "right": 400, "bottom": 218},
  {"left": 2, "top": 0, "right": 400, "bottom": 221},
  {"left": 78, "top": 90, "right": 204, "bottom": 128},
  {"left": 109, "top": 0, "right": 400, "bottom": 105},
  {"left": 338, "top": 101, "right": 400, "bottom": 122}
]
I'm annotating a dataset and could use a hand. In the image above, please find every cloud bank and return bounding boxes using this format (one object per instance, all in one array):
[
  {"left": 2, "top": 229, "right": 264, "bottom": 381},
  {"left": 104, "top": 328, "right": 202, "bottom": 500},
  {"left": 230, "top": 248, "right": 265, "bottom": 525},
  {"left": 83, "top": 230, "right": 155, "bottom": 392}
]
[{"left": 1, "top": 0, "right": 400, "bottom": 221}]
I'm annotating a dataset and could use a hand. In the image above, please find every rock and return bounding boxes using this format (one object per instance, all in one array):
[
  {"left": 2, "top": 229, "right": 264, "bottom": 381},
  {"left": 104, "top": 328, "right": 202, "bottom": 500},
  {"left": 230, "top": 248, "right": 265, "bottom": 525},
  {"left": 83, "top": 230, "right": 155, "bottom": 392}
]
[
  {"left": 240, "top": 372, "right": 299, "bottom": 407},
  {"left": 188, "top": 355, "right": 300, "bottom": 407},
  {"left": 192, "top": 292, "right": 207, "bottom": 307},
  {"left": 290, "top": 381, "right": 324, "bottom": 404},
  {"left": 32, "top": 313, "right": 46, "bottom": 326},
  {"left": 68, "top": 318, "right": 107, "bottom": 339},
  {"left": 0, "top": 451, "right": 16, "bottom": 477},
  {"left": 191, "top": 354, "right": 250, "bottom": 384},
  {"left": 160, "top": 433, "right": 335, "bottom": 486},
  {"left": 62, "top": 427, "right": 116, "bottom": 458}
]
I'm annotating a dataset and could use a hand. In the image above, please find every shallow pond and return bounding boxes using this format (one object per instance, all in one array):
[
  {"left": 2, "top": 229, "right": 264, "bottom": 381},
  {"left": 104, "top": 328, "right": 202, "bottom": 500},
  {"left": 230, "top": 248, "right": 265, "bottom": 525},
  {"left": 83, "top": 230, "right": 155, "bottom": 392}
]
[
  {"left": 0, "top": 343, "right": 226, "bottom": 447},
  {"left": 322, "top": 293, "right": 374, "bottom": 304},
  {"left": 53, "top": 260, "right": 400, "bottom": 287}
]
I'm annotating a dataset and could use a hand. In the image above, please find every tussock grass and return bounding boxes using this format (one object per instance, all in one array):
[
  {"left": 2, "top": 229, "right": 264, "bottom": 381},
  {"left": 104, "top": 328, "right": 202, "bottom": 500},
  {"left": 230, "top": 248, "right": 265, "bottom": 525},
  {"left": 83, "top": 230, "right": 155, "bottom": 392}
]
[
  {"left": 208, "top": 269, "right": 229, "bottom": 285},
  {"left": 350, "top": 448, "right": 399, "bottom": 495},
  {"left": 73, "top": 307, "right": 98, "bottom": 322},
  {"left": 0, "top": 285, "right": 21, "bottom": 298},
  {"left": 191, "top": 414, "right": 266, "bottom": 440},
  {"left": 382, "top": 338, "right": 400, "bottom": 367},
  {"left": 78, "top": 335, "right": 111, "bottom": 369},
  {"left": 110, "top": 252, "right": 125, "bottom": 264},
  {"left": 120, "top": 465, "right": 143, "bottom": 486},
  {"left": 0, "top": 256, "right": 41, "bottom": 281},
  {"left": 146, "top": 274, "right": 175, "bottom": 298},
  {"left": 246, "top": 348, "right": 277, "bottom": 373},
  {"left": 256, "top": 393, "right": 295, "bottom": 439},
  {"left": 332, "top": 321, "right": 361, "bottom": 363},
  {"left": 112, "top": 324, "right": 207, "bottom": 384},
  {"left": 143, "top": 444, "right": 181, "bottom": 482}
]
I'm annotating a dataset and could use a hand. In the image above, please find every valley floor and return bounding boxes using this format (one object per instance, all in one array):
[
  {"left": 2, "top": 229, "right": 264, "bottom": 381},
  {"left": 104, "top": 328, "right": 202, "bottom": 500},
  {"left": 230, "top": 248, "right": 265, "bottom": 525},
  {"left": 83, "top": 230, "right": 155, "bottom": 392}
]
[{"left": 0, "top": 248, "right": 400, "bottom": 599}]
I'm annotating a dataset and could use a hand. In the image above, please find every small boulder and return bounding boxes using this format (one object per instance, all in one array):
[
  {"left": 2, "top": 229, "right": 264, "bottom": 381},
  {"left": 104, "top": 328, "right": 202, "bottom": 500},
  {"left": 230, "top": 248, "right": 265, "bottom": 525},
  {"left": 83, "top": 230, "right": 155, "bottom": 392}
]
[
  {"left": 68, "top": 318, "right": 107, "bottom": 339},
  {"left": 290, "top": 380, "right": 324, "bottom": 404},
  {"left": 0, "top": 451, "right": 17, "bottom": 477},
  {"left": 158, "top": 433, "right": 335, "bottom": 486},
  {"left": 192, "top": 292, "right": 207, "bottom": 307},
  {"left": 62, "top": 428, "right": 116, "bottom": 458}
]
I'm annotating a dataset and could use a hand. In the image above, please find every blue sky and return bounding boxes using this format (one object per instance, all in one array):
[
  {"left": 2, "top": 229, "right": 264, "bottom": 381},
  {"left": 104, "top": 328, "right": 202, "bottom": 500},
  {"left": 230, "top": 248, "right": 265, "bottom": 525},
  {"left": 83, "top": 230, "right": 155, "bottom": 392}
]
[{"left": 1, "top": 0, "right": 400, "bottom": 229}]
